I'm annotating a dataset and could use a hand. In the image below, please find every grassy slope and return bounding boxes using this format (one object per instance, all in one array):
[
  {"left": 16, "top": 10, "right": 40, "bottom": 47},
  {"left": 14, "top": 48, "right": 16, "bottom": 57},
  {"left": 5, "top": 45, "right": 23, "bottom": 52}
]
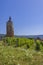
[{"left": 0, "top": 45, "right": 43, "bottom": 65}]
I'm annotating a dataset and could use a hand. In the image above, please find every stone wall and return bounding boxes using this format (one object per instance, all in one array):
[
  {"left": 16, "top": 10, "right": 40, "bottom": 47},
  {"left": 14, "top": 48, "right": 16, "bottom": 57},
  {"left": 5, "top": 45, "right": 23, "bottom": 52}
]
[{"left": 6, "top": 17, "right": 14, "bottom": 37}]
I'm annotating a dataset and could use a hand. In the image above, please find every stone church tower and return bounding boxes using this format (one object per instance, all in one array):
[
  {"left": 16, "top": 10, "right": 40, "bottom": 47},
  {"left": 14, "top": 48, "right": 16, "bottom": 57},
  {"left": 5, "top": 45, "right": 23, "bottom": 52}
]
[{"left": 6, "top": 17, "right": 14, "bottom": 37}]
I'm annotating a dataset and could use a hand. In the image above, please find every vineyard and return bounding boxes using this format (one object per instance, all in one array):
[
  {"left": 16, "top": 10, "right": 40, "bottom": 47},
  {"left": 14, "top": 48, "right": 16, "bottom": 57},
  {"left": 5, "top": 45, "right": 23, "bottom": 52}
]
[{"left": 0, "top": 37, "right": 43, "bottom": 65}]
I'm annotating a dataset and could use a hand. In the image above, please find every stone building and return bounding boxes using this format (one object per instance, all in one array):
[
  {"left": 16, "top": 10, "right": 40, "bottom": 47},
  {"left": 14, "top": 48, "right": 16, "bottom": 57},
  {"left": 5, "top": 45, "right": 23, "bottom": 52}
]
[{"left": 6, "top": 17, "right": 14, "bottom": 37}]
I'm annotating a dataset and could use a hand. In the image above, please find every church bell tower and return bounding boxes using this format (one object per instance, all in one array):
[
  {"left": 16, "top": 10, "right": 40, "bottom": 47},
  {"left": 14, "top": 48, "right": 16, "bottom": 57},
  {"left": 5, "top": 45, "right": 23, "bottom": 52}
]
[{"left": 6, "top": 17, "right": 14, "bottom": 37}]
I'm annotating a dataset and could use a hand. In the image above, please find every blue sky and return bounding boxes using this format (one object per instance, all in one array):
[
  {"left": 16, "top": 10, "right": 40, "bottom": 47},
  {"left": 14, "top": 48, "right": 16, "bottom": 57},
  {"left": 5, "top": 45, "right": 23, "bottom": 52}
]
[{"left": 0, "top": 0, "right": 43, "bottom": 35}]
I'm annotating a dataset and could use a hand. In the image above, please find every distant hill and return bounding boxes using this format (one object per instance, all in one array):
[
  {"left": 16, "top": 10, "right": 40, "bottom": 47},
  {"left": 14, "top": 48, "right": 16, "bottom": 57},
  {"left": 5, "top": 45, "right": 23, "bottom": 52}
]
[
  {"left": 0, "top": 34, "right": 43, "bottom": 40},
  {"left": 15, "top": 35, "right": 43, "bottom": 39},
  {"left": 0, "top": 34, "right": 5, "bottom": 37}
]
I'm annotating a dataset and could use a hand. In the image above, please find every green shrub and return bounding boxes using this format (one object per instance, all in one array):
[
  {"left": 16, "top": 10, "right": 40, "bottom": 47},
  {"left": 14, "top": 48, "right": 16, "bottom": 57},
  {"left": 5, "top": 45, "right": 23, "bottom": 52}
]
[
  {"left": 41, "top": 41, "right": 43, "bottom": 46},
  {"left": 35, "top": 40, "right": 41, "bottom": 51},
  {"left": 3, "top": 37, "right": 16, "bottom": 46}
]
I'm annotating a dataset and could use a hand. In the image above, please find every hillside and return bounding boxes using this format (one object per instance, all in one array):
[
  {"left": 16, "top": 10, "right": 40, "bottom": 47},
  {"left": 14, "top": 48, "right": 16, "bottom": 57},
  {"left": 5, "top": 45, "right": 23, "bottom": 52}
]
[{"left": 0, "top": 37, "right": 43, "bottom": 65}]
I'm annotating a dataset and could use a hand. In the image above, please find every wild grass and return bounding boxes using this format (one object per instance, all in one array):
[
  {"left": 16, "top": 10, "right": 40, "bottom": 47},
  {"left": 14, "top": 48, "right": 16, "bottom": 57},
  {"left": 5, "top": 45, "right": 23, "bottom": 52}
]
[{"left": 0, "top": 45, "right": 43, "bottom": 65}]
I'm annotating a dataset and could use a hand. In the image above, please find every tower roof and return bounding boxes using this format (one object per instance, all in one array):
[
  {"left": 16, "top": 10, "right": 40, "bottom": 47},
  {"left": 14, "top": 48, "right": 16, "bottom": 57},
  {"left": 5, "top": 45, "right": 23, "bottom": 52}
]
[
  {"left": 9, "top": 16, "right": 11, "bottom": 20},
  {"left": 8, "top": 16, "right": 12, "bottom": 22}
]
